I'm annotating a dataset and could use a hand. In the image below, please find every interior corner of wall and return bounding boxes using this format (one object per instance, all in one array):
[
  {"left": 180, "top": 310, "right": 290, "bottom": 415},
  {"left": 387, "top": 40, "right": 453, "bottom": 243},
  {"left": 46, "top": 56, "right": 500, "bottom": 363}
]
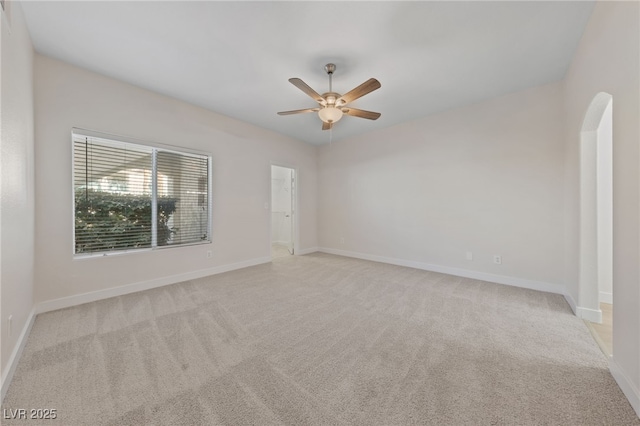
[{"left": 563, "top": 292, "right": 577, "bottom": 314}]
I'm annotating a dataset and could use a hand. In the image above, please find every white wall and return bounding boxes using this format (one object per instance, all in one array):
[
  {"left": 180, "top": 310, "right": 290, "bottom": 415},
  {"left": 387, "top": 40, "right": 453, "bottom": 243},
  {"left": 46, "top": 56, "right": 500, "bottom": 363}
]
[
  {"left": 0, "top": 1, "right": 35, "bottom": 385},
  {"left": 563, "top": 1, "right": 640, "bottom": 415},
  {"left": 34, "top": 55, "right": 317, "bottom": 304},
  {"left": 597, "top": 100, "right": 613, "bottom": 303},
  {"left": 318, "top": 81, "right": 566, "bottom": 291},
  {"left": 1, "top": 1, "right": 3, "bottom": 388}
]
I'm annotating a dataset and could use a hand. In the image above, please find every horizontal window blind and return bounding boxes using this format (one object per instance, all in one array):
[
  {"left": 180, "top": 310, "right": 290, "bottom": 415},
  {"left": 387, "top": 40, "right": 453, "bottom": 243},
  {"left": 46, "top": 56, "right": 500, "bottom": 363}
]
[
  {"left": 73, "top": 132, "right": 211, "bottom": 256},
  {"left": 157, "top": 151, "right": 209, "bottom": 246}
]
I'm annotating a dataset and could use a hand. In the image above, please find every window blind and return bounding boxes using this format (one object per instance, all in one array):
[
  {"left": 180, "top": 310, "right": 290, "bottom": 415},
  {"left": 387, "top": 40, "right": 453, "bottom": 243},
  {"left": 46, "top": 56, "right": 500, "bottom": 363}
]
[
  {"left": 73, "top": 132, "right": 211, "bottom": 255},
  {"left": 156, "top": 151, "right": 209, "bottom": 246}
]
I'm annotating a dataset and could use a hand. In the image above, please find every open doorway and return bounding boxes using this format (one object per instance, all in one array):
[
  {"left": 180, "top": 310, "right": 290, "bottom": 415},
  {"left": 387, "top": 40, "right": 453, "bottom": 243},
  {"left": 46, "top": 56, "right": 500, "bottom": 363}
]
[
  {"left": 578, "top": 92, "right": 613, "bottom": 356},
  {"left": 271, "top": 165, "right": 295, "bottom": 258}
]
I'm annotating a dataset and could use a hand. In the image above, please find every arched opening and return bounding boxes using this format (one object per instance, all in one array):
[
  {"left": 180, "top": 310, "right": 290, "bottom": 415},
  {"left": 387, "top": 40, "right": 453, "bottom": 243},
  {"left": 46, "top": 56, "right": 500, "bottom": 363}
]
[{"left": 578, "top": 92, "right": 613, "bottom": 355}]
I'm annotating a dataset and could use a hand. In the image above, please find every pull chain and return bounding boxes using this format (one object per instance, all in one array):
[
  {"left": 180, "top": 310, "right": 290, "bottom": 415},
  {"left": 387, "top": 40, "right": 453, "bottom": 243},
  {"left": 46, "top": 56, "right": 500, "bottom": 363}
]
[{"left": 329, "top": 124, "right": 333, "bottom": 147}]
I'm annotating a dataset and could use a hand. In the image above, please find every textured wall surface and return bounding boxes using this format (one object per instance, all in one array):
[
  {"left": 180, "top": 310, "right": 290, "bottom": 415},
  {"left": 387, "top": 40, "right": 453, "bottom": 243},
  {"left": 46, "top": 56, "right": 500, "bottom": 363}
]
[
  {"left": 319, "top": 82, "right": 566, "bottom": 290},
  {"left": 0, "top": 2, "right": 35, "bottom": 380},
  {"left": 563, "top": 0, "right": 640, "bottom": 406}
]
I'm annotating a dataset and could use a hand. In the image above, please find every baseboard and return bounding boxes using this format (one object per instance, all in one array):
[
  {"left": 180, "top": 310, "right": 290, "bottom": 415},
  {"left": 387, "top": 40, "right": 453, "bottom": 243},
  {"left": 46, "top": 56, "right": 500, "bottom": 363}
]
[
  {"left": 609, "top": 357, "right": 640, "bottom": 418},
  {"left": 1, "top": 308, "right": 36, "bottom": 403},
  {"left": 576, "top": 306, "right": 602, "bottom": 323},
  {"left": 296, "top": 247, "right": 318, "bottom": 255},
  {"left": 36, "top": 256, "right": 272, "bottom": 314},
  {"left": 599, "top": 291, "right": 613, "bottom": 304},
  {"left": 317, "top": 247, "right": 564, "bottom": 295},
  {"left": 563, "top": 293, "right": 577, "bottom": 314}
]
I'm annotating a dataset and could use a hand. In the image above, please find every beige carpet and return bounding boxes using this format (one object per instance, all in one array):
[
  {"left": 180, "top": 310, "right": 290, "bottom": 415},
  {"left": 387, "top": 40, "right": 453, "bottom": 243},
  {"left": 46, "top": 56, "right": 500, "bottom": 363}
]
[{"left": 2, "top": 253, "right": 639, "bottom": 425}]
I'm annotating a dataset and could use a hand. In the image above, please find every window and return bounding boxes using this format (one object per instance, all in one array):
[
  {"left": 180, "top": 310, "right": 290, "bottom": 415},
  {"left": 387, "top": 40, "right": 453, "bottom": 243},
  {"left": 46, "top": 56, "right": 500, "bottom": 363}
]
[{"left": 73, "top": 130, "right": 211, "bottom": 256}]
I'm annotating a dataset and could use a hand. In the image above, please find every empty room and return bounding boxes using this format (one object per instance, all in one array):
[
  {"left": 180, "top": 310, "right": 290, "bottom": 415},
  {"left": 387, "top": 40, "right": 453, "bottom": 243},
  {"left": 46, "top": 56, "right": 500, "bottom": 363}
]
[{"left": 1, "top": 1, "right": 639, "bottom": 424}]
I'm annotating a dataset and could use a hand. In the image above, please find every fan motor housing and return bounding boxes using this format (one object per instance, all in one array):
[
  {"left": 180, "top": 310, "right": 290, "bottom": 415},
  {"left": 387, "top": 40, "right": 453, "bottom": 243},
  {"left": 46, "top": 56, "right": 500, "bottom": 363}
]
[{"left": 321, "top": 92, "right": 342, "bottom": 106}]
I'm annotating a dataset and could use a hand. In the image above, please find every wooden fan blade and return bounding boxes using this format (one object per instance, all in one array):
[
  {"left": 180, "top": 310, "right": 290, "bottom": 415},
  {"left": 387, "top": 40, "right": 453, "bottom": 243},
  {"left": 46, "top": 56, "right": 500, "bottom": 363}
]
[
  {"left": 322, "top": 122, "right": 333, "bottom": 131},
  {"left": 277, "top": 108, "right": 320, "bottom": 116},
  {"left": 337, "top": 78, "right": 381, "bottom": 105},
  {"left": 289, "top": 78, "right": 326, "bottom": 105},
  {"left": 342, "top": 108, "right": 381, "bottom": 120}
]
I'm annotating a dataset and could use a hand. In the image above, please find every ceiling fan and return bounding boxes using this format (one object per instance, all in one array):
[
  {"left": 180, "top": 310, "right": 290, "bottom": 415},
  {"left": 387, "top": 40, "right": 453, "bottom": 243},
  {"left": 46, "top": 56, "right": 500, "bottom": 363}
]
[{"left": 278, "top": 63, "right": 381, "bottom": 130}]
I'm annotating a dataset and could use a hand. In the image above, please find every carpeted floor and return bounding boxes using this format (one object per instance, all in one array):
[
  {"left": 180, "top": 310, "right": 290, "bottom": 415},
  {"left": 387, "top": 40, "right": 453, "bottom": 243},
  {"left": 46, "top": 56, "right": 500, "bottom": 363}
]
[{"left": 2, "top": 253, "right": 639, "bottom": 425}]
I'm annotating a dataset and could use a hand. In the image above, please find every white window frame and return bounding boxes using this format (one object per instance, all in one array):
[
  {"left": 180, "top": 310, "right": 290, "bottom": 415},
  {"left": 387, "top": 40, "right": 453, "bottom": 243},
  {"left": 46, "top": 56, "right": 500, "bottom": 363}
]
[{"left": 72, "top": 128, "right": 212, "bottom": 258}]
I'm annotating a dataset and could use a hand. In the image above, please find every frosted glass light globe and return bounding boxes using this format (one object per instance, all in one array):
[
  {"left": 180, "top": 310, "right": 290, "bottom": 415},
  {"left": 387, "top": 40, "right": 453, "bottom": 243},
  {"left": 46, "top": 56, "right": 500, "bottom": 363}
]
[{"left": 318, "top": 106, "right": 343, "bottom": 123}]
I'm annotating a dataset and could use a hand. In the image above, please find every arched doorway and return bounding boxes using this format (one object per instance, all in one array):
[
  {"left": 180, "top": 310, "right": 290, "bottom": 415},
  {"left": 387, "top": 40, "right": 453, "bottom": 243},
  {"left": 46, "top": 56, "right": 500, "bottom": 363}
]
[{"left": 578, "top": 92, "right": 613, "bottom": 354}]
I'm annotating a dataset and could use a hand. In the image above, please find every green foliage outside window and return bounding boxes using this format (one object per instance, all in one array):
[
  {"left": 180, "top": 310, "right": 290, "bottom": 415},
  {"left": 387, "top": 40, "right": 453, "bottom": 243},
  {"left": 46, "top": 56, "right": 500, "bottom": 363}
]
[{"left": 75, "top": 189, "right": 178, "bottom": 254}]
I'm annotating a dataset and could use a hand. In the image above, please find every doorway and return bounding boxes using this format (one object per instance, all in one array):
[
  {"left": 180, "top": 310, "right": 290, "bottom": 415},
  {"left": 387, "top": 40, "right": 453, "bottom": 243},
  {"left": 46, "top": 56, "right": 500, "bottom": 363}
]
[
  {"left": 578, "top": 92, "right": 613, "bottom": 356},
  {"left": 271, "top": 165, "right": 295, "bottom": 258}
]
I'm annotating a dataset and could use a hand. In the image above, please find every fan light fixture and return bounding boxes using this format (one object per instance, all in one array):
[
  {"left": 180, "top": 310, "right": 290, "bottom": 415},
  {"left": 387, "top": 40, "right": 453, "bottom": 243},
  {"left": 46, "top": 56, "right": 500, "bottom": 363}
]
[
  {"left": 318, "top": 106, "right": 343, "bottom": 123},
  {"left": 278, "top": 63, "right": 381, "bottom": 131}
]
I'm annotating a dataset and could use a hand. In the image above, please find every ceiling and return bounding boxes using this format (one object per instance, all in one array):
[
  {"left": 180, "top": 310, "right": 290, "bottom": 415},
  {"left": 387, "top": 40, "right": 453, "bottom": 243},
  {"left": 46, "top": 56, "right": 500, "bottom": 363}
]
[{"left": 21, "top": 1, "right": 595, "bottom": 145}]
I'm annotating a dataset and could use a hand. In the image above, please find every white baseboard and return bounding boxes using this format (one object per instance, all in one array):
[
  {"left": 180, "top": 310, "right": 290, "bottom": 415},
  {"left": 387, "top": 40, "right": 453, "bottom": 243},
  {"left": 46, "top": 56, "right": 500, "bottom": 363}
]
[
  {"left": 1, "top": 308, "right": 36, "bottom": 403},
  {"left": 563, "top": 293, "right": 577, "bottom": 314},
  {"left": 576, "top": 306, "right": 603, "bottom": 323},
  {"left": 296, "top": 247, "right": 318, "bottom": 255},
  {"left": 599, "top": 291, "right": 613, "bottom": 304},
  {"left": 317, "top": 247, "right": 565, "bottom": 295},
  {"left": 610, "top": 357, "right": 640, "bottom": 418},
  {"left": 36, "top": 256, "right": 271, "bottom": 314}
]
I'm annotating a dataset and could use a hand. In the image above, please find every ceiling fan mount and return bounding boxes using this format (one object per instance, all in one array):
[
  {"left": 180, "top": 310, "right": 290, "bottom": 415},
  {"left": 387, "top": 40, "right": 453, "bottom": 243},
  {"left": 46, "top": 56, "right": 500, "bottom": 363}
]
[
  {"left": 324, "top": 63, "right": 336, "bottom": 75},
  {"left": 278, "top": 63, "right": 381, "bottom": 131}
]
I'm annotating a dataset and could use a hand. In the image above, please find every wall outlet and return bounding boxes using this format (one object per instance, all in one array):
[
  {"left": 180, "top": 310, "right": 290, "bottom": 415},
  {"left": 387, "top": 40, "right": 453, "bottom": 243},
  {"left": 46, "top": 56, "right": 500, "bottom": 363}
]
[
  {"left": 8, "top": 315, "right": 12, "bottom": 338},
  {"left": 466, "top": 251, "right": 473, "bottom": 261},
  {"left": 206, "top": 250, "right": 212, "bottom": 258},
  {"left": 340, "top": 237, "right": 345, "bottom": 244},
  {"left": 493, "top": 255, "right": 502, "bottom": 265}
]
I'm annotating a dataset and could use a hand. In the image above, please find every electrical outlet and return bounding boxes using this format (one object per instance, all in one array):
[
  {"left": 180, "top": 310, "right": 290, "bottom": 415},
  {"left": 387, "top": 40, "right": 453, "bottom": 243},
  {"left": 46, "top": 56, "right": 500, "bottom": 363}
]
[
  {"left": 493, "top": 255, "right": 502, "bottom": 265},
  {"left": 466, "top": 251, "right": 473, "bottom": 261},
  {"left": 206, "top": 250, "right": 212, "bottom": 258},
  {"left": 8, "top": 315, "right": 12, "bottom": 338},
  {"left": 340, "top": 237, "right": 345, "bottom": 244}
]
